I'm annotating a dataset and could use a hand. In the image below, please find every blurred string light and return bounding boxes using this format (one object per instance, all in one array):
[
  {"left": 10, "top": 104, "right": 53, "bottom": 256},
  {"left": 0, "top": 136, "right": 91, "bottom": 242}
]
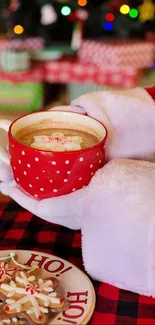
[
  {"left": 61, "top": 6, "right": 71, "bottom": 16},
  {"left": 138, "top": 0, "right": 155, "bottom": 21},
  {"left": 103, "top": 21, "right": 113, "bottom": 31},
  {"left": 41, "top": 4, "right": 57, "bottom": 25},
  {"left": 106, "top": 13, "right": 115, "bottom": 22},
  {"left": 9, "top": 0, "right": 20, "bottom": 12},
  {"left": 119, "top": 4, "right": 139, "bottom": 19},
  {"left": 120, "top": 4, "right": 130, "bottom": 14},
  {"left": 13, "top": 24, "right": 24, "bottom": 34},
  {"left": 78, "top": 0, "right": 87, "bottom": 6},
  {"left": 129, "top": 8, "right": 138, "bottom": 18}
]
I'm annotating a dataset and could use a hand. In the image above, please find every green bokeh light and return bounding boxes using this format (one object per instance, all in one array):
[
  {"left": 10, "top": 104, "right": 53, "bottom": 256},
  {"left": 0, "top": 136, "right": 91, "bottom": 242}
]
[
  {"left": 61, "top": 6, "right": 71, "bottom": 16},
  {"left": 129, "top": 8, "right": 139, "bottom": 18}
]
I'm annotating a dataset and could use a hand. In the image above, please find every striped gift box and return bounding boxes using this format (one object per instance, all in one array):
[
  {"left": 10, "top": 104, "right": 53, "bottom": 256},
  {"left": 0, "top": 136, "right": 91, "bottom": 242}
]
[{"left": 1, "top": 50, "right": 30, "bottom": 72}]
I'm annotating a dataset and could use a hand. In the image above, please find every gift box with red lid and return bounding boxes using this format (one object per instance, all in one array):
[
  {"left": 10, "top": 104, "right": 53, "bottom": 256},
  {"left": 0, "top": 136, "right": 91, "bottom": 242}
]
[
  {"left": 44, "top": 59, "right": 141, "bottom": 88},
  {"left": 78, "top": 39, "right": 155, "bottom": 69},
  {"left": 0, "top": 37, "right": 45, "bottom": 72}
]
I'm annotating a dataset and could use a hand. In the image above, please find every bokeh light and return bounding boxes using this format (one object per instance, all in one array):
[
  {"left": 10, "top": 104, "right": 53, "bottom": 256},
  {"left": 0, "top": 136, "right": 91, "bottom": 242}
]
[
  {"left": 78, "top": 0, "right": 87, "bottom": 6},
  {"left": 120, "top": 4, "right": 130, "bottom": 14},
  {"left": 103, "top": 22, "right": 113, "bottom": 31},
  {"left": 106, "top": 13, "right": 115, "bottom": 22},
  {"left": 13, "top": 25, "right": 24, "bottom": 34},
  {"left": 129, "top": 8, "right": 139, "bottom": 18},
  {"left": 61, "top": 6, "right": 71, "bottom": 16}
]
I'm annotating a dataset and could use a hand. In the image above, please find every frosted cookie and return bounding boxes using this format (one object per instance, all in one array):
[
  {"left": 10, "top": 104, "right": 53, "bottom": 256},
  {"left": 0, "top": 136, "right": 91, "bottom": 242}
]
[
  {"left": 0, "top": 316, "right": 25, "bottom": 325},
  {"left": 0, "top": 303, "right": 25, "bottom": 325},
  {"left": 0, "top": 269, "right": 69, "bottom": 325},
  {"left": 0, "top": 253, "right": 32, "bottom": 285}
]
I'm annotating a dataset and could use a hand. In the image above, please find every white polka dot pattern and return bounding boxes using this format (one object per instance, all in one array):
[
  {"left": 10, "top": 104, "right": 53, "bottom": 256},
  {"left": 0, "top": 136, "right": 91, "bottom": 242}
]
[{"left": 10, "top": 142, "right": 106, "bottom": 199}]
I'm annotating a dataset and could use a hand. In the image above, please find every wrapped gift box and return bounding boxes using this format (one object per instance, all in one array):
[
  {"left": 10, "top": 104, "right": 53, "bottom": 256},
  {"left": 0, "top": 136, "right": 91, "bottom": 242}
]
[
  {"left": 0, "top": 37, "right": 44, "bottom": 51},
  {"left": 0, "top": 66, "right": 44, "bottom": 112},
  {"left": 78, "top": 40, "right": 155, "bottom": 69},
  {"left": 67, "top": 83, "right": 109, "bottom": 102},
  {"left": 44, "top": 59, "right": 141, "bottom": 88},
  {"left": 1, "top": 50, "right": 31, "bottom": 72},
  {"left": 0, "top": 37, "right": 45, "bottom": 72}
]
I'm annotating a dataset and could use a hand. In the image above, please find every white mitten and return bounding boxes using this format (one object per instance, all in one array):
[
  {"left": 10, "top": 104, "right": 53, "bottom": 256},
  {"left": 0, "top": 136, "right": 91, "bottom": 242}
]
[
  {"left": 82, "top": 158, "right": 155, "bottom": 297},
  {"left": 72, "top": 87, "right": 155, "bottom": 161},
  {"left": 0, "top": 160, "right": 87, "bottom": 230}
]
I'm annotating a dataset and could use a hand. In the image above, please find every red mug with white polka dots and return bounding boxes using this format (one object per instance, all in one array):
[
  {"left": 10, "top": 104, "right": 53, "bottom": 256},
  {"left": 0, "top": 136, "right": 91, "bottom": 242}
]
[{"left": 0, "top": 111, "right": 107, "bottom": 199}]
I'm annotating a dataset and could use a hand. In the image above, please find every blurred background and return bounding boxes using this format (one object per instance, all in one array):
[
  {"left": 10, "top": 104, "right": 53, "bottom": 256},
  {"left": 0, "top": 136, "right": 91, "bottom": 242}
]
[{"left": 0, "top": 0, "right": 154, "bottom": 121}]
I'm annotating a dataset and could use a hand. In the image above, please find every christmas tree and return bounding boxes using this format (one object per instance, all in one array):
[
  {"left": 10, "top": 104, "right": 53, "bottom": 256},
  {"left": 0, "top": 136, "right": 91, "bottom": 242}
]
[{"left": 0, "top": 0, "right": 155, "bottom": 44}]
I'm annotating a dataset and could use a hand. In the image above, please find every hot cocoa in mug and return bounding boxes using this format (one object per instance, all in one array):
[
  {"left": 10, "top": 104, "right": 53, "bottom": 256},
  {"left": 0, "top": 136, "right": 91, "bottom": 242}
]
[{"left": 0, "top": 111, "right": 107, "bottom": 199}]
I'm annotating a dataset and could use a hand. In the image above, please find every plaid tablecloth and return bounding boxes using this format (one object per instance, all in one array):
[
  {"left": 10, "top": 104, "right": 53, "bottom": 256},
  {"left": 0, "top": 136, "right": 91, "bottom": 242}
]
[{"left": 1, "top": 197, "right": 155, "bottom": 325}]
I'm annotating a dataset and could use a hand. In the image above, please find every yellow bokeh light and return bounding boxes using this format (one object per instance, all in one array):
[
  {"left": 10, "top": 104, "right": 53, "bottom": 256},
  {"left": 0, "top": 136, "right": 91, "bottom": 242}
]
[
  {"left": 78, "top": 0, "right": 87, "bottom": 7},
  {"left": 120, "top": 4, "right": 130, "bottom": 14},
  {"left": 14, "top": 25, "right": 24, "bottom": 35}
]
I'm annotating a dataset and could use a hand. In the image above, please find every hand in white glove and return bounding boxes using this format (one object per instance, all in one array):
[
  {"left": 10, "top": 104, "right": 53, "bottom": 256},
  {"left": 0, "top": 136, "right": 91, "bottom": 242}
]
[
  {"left": 71, "top": 87, "right": 155, "bottom": 160},
  {"left": 0, "top": 157, "right": 87, "bottom": 230},
  {"left": 0, "top": 87, "right": 155, "bottom": 231}
]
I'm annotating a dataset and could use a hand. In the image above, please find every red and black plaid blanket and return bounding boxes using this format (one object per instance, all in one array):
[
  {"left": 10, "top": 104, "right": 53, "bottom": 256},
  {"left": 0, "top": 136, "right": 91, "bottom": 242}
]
[{"left": 0, "top": 197, "right": 155, "bottom": 325}]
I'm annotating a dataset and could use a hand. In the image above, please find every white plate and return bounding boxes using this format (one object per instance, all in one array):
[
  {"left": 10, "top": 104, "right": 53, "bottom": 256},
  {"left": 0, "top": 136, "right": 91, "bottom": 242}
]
[{"left": 0, "top": 250, "right": 96, "bottom": 325}]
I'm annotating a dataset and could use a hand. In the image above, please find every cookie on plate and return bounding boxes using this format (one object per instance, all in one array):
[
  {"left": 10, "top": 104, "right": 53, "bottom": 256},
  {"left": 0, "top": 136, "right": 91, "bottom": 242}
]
[{"left": 0, "top": 268, "right": 69, "bottom": 325}]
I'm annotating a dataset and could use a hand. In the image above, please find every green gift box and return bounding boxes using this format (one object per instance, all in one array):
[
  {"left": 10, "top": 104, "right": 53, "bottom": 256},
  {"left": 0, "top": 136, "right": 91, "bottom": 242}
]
[{"left": 0, "top": 82, "right": 43, "bottom": 112}]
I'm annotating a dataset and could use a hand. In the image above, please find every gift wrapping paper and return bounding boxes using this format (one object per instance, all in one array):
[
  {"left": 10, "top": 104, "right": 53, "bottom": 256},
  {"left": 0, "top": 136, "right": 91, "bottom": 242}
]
[
  {"left": 1, "top": 50, "right": 31, "bottom": 72},
  {"left": 0, "top": 37, "right": 44, "bottom": 51},
  {"left": 44, "top": 59, "right": 141, "bottom": 88},
  {"left": 78, "top": 40, "right": 155, "bottom": 69},
  {"left": 0, "top": 65, "right": 44, "bottom": 83}
]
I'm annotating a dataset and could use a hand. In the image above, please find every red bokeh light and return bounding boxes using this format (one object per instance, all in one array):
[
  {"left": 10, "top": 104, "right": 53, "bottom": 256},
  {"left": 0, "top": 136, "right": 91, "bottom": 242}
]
[{"left": 106, "top": 13, "right": 115, "bottom": 22}]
